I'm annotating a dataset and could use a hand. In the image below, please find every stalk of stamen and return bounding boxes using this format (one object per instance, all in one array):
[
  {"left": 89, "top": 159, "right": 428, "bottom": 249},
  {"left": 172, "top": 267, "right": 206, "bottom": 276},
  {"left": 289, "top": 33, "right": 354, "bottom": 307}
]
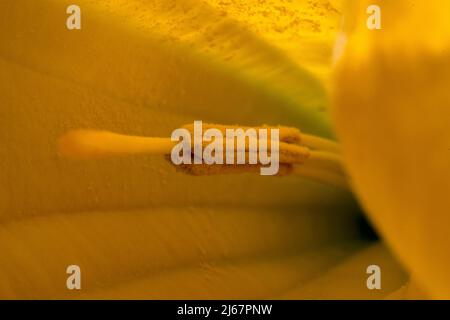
[
  {"left": 308, "top": 151, "right": 346, "bottom": 175},
  {"left": 292, "top": 164, "right": 349, "bottom": 189},
  {"left": 302, "top": 134, "right": 341, "bottom": 154}
]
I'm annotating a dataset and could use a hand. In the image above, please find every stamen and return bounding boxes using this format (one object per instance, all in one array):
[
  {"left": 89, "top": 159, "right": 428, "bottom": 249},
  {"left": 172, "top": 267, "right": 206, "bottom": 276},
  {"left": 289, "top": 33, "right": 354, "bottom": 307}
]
[
  {"left": 58, "top": 124, "right": 349, "bottom": 190},
  {"left": 58, "top": 130, "right": 311, "bottom": 164}
]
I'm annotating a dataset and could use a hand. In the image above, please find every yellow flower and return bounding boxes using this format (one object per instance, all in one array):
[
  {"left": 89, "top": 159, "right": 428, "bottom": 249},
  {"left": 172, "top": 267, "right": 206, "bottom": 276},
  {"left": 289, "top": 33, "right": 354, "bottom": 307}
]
[{"left": 0, "top": 0, "right": 442, "bottom": 299}]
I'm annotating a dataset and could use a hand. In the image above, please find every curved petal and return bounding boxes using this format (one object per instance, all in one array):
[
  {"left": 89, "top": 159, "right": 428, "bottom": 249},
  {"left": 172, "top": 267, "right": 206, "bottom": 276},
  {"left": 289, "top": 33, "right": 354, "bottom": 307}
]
[{"left": 333, "top": 0, "right": 450, "bottom": 298}]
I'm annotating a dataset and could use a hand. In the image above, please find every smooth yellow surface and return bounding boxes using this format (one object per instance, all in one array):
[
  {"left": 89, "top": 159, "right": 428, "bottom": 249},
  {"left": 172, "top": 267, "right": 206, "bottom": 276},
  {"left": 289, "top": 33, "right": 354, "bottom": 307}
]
[
  {"left": 333, "top": 0, "right": 450, "bottom": 298},
  {"left": 280, "top": 243, "right": 407, "bottom": 299}
]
